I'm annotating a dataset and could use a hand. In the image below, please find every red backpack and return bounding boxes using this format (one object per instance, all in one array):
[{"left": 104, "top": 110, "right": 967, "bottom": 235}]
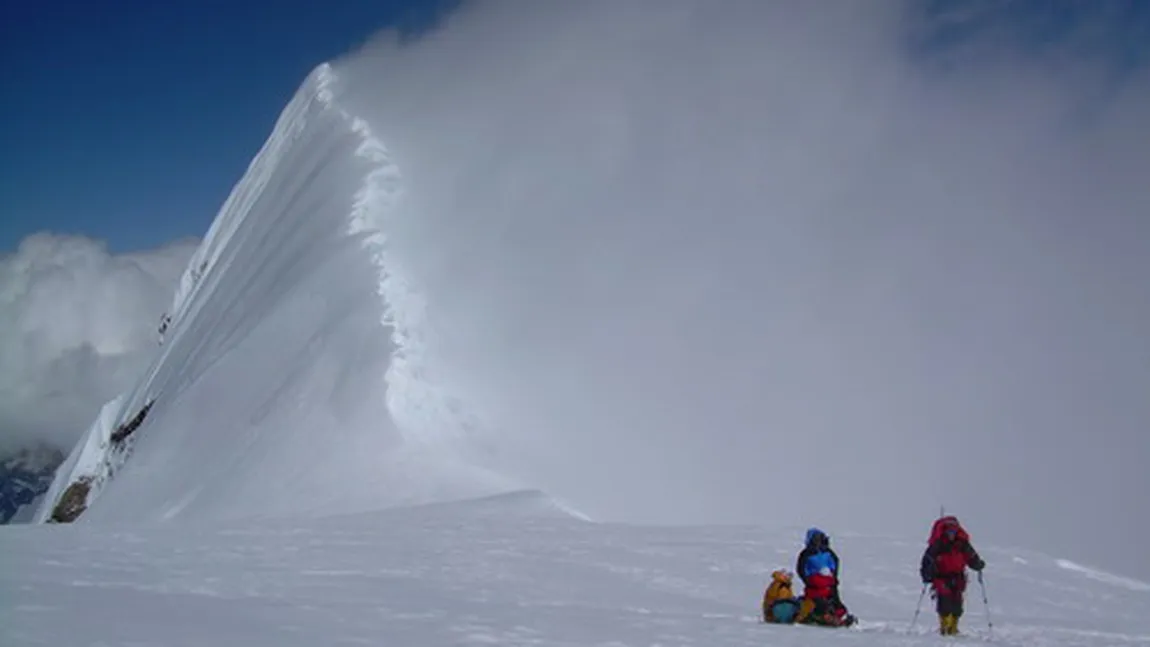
[{"left": 929, "top": 516, "right": 971, "bottom": 545}]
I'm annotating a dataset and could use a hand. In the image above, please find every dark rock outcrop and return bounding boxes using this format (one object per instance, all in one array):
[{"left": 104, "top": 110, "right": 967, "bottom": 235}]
[
  {"left": 0, "top": 443, "right": 66, "bottom": 524},
  {"left": 48, "top": 476, "right": 93, "bottom": 523},
  {"left": 110, "top": 400, "right": 155, "bottom": 445},
  {"left": 44, "top": 398, "right": 158, "bottom": 524}
]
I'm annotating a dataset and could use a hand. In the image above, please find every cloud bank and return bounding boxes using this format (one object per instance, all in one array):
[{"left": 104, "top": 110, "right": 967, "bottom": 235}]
[
  {"left": 0, "top": 233, "right": 197, "bottom": 454},
  {"left": 335, "top": 0, "right": 1147, "bottom": 571}
]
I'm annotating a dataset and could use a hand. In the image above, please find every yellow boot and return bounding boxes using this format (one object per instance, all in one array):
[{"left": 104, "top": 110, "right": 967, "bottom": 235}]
[
  {"left": 796, "top": 598, "right": 815, "bottom": 624},
  {"left": 941, "top": 614, "right": 959, "bottom": 635}
]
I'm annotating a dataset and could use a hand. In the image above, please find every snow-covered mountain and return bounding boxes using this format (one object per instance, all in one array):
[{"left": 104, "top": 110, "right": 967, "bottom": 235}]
[
  {"left": 33, "top": 62, "right": 516, "bottom": 526},
  {"left": 0, "top": 443, "right": 64, "bottom": 524},
  {"left": 5, "top": 1, "right": 1148, "bottom": 644}
]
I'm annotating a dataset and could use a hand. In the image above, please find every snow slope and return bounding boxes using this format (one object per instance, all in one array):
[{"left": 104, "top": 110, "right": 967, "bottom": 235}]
[
  {"left": 4, "top": 492, "right": 1149, "bottom": 646},
  {"left": 35, "top": 63, "right": 515, "bottom": 524}
]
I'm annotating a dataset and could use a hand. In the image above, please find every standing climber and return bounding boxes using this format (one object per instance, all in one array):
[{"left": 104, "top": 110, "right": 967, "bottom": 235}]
[{"left": 920, "top": 515, "right": 986, "bottom": 635}]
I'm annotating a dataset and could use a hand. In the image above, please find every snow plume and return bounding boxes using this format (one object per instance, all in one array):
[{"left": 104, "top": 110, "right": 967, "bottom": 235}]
[
  {"left": 331, "top": 0, "right": 1150, "bottom": 574},
  {"left": 0, "top": 233, "right": 196, "bottom": 453}
]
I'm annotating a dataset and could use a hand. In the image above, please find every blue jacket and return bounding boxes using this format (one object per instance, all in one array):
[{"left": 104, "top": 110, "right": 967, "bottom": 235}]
[
  {"left": 801, "top": 549, "right": 839, "bottom": 579},
  {"left": 796, "top": 528, "right": 841, "bottom": 585}
]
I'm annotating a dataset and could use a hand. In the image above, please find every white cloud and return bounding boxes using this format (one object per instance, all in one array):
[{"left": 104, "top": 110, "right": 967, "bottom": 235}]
[
  {"left": 334, "top": 0, "right": 1150, "bottom": 573},
  {"left": 0, "top": 233, "right": 197, "bottom": 454}
]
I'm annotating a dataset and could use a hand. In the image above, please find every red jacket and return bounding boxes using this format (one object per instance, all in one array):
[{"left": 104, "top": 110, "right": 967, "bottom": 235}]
[
  {"left": 920, "top": 517, "right": 985, "bottom": 596},
  {"left": 804, "top": 572, "right": 837, "bottom": 600}
]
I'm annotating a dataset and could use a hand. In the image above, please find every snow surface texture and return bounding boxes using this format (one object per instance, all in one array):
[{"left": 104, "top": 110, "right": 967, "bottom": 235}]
[
  {"left": 4, "top": 492, "right": 1150, "bottom": 646},
  {"left": 36, "top": 63, "right": 517, "bottom": 525}
]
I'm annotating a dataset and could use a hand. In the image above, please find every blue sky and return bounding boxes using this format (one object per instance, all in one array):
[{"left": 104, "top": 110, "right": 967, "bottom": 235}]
[
  {"left": 0, "top": 0, "right": 457, "bottom": 253},
  {"left": 1, "top": 0, "right": 1145, "bottom": 253}
]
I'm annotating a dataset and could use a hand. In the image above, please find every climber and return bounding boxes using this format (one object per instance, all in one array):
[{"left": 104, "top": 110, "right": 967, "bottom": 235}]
[
  {"left": 762, "top": 569, "right": 800, "bottom": 623},
  {"left": 920, "top": 515, "right": 986, "bottom": 635},
  {"left": 794, "top": 527, "right": 855, "bottom": 627}
]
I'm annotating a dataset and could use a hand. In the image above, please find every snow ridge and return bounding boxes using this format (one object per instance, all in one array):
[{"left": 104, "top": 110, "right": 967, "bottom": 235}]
[
  {"left": 1056, "top": 559, "right": 1150, "bottom": 593},
  {"left": 314, "top": 65, "right": 476, "bottom": 458},
  {"left": 35, "top": 63, "right": 516, "bottom": 524}
]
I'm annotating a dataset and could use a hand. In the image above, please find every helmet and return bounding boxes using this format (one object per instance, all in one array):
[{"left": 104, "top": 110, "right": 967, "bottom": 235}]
[{"left": 805, "top": 527, "right": 829, "bottom": 547}]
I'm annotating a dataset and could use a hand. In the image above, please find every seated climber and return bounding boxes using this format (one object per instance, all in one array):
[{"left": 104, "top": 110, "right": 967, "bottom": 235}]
[
  {"left": 762, "top": 569, "right": 800, "bottom": 623},
  {"left": 795, "top": 527, "right": 856, "bottom": 627}
]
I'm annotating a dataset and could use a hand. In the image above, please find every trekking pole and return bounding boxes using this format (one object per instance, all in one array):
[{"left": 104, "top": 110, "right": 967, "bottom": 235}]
[
  {"left": 909, "top": 583, "right": 927, "bottom": 630},
  {"left": 977, "top": 571, "right": 993, "bottom": 638}
]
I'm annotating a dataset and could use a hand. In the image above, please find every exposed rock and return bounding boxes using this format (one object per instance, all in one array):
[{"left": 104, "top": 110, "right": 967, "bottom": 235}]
[
  {"left": 48, "top": 476, "right": 93, "bottom": 524},
  {"left": 110, "top": 399, "right": 155, "bottom": 445}
]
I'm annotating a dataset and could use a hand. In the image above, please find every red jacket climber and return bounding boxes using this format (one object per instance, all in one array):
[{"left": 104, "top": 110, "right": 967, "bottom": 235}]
[{"left": 920, "top": 515, "right": 985, "bottom": 635}]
